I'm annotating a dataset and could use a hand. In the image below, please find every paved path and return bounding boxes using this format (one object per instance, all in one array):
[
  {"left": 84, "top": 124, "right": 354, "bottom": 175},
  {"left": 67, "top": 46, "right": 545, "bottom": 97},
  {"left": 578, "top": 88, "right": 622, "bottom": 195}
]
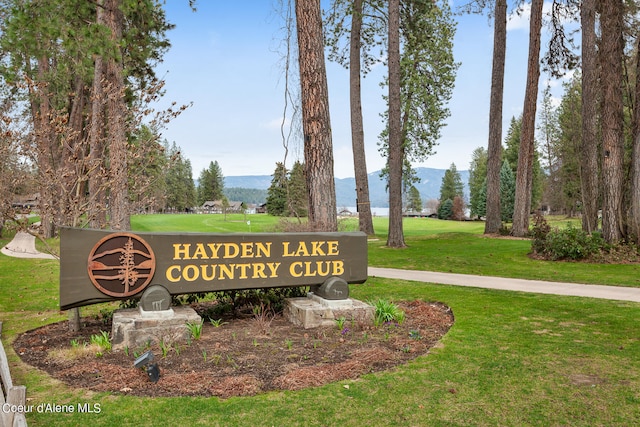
[
  {"left": 3, "top": 232, "right": 639, "bottom": 303},
  {"left": 368, "top": 267, "right": 640, "bottom": 303},
  {"left": 1, "top": 231, "right": 57, "bottom": 259}
]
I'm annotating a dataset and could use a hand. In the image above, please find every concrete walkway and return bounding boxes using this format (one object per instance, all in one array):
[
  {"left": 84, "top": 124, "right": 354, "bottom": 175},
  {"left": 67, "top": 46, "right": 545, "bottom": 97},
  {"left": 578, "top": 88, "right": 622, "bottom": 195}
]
[
  {"left": 1, "top": 231, "right": 57, "bottom": 259},
  {"left": 368, "top": 267, "right": 640, "bottom": 303}
]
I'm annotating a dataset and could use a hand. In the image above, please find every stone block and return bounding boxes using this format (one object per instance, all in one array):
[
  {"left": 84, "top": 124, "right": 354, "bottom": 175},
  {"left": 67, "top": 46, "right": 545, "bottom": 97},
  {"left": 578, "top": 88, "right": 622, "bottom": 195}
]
[
  {"left": 111, "top": 306, "right": 201, "bottom": 350},
  {"left": 284, "top": 294, "right": 374, "bottom": 329}
]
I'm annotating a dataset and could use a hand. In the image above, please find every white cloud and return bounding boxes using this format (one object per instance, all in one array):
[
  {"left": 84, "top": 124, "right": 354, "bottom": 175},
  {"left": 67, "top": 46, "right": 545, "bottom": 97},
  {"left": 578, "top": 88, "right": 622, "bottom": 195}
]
[{"left": 507, "top": 2, "right": 554, "bottom": 32}]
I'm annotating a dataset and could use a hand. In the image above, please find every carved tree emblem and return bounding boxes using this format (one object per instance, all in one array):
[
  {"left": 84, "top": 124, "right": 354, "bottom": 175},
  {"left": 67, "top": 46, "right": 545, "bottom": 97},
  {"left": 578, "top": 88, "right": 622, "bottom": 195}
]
[{"left": 88, "top": 233, "right": 156, "bottom": 298}]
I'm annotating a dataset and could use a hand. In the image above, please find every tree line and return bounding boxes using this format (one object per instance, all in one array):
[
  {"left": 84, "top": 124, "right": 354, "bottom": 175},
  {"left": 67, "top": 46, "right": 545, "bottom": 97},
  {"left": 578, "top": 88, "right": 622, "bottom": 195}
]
[{"left": 4, "top": 0, "right": 636, "bottom": 251}]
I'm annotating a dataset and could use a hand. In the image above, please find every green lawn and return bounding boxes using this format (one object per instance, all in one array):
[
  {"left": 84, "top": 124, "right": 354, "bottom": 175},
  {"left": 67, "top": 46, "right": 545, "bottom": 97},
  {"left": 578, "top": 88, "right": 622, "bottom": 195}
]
[{"left": 1, "top": 214, "right": 639, "bottom": 426}]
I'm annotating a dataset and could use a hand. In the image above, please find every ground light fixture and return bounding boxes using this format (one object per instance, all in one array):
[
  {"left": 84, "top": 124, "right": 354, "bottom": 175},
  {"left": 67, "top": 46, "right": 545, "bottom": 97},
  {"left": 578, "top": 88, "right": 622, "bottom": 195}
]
[{"left": 134, "top": 350, "right": 160, "bottom": 383}]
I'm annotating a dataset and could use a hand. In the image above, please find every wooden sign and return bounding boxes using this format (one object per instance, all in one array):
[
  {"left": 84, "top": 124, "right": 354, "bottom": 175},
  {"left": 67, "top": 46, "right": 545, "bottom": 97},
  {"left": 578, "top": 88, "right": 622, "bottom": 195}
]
[{"left": 60, "top": 227, "right": 368, "bottom": 310}]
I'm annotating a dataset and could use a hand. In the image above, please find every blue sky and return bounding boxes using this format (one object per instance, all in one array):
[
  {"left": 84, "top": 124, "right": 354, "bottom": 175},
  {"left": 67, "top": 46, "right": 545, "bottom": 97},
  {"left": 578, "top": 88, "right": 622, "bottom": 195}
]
[{"left": 155, "top": 1, "right": 573, "bottom": 179}]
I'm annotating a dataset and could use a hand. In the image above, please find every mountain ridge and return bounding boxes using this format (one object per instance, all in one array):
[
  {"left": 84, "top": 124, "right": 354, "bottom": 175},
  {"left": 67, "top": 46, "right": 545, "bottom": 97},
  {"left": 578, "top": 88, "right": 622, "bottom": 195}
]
[{"left": 224, "top": 167, "right": 470, "bottom": 208}]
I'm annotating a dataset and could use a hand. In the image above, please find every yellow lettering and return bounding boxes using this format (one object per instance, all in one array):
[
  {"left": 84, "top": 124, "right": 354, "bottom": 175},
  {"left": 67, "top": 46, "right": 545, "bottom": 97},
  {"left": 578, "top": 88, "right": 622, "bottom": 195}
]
[
  {"left": 241, "top": 242, "right": 253, "bottom": 258},
  {"left": 207, "top": 243, "right": 222, "bottom": 259},
  {"left": 192, "top": 243, "right": 208, "bottom": 259},
  {"left": 253, "top": 263, "right": 267, "bottom": 278},
  {"left": 332, "top": 260, "right": 344, "bottom": 275},
  {"left": 236, "top": 263, "right": 250, "bottom": 279},
  {"left": 182, "top": 265, "right": 199, "bottom": 281},
  {"left": 224, "top": 243, "right": 239, "bottom": 259},
  {"left": 255, "top": 242, "right": 271, "bottom": 258},
  {"left": 304, "top": 261, "right": 317, "bottom": 277},
  {"left": 311, "top": 241, "right": 326, "bottom": 256},
  {"left": 173, "top": 244, "right": 191, "bottom": 260},
  {"left": 166, "top": 265, "right": 181, "bottom": 282},
  {"left": 200, "top": 264, "right": 217, "bottom": 281},
  {"left": 295, "top": 242, "right": 310, "bottom": 257},
  {"left": 282, "top": 241, "right": 294, "bottom": 257},
  {"left": 317, "top": 261, "right": 330, "bottom": 276},
  {"left": 327, "top": 241, "right": 339, "bottom": 256},
  {"left": 267, "top": 262, "right": 280, "bottom": 277},
  {"left": 219, "top": 264, "right": 234, "bottom": 279},
  {"left": 290, "top": 262, "right": 303, "bottom": 277}
]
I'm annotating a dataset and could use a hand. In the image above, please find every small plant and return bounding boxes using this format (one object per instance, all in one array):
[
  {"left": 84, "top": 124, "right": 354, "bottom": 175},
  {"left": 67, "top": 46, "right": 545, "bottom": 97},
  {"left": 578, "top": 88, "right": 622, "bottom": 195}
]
[
  {"left": 124, "top": 346, "right": 129, "bottom": 357},
  {"left": 90, "top": 331, "right": 111, "bottom": 357},
  {"left": 335, "top": 316, "right": 347, "bottom": 330},
  {"left": 210, "top": 318, "right": 225, "bottom": 327},
  {"left": 371, "top": 299, "right": 405, "bottom": 326},
  {"left": 409, "top": 329, "right": 423, "bottom": 340},
  {"left": 159, "top": 340, "right": 170, "bottom": 358},
  {"left": 202, "top": 348, "right": 207, "bottom": 362},
  {"left": 252, "top": 338, "right": 260, "bottom": 347},
  {"left": 186, "top": 319, "right": 204, "bottom": 340},
  {"left": 284, "top": 338, "right": 293, "bottom": 350},
  {"left": 252, "top": 302, "right": 274, "bottom": 335},
  {"left": 174, "top": 343, "right": 181, "bottom": 356},
  {"left": 70, "top": 338, "right": 82, "bottom": 349}
]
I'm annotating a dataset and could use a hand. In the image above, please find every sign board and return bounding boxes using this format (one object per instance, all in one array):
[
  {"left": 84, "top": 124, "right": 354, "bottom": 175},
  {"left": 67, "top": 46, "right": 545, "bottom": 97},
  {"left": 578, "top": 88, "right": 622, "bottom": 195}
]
[{"left": 59, "top": 227, "right": 368, "bottom": 310}]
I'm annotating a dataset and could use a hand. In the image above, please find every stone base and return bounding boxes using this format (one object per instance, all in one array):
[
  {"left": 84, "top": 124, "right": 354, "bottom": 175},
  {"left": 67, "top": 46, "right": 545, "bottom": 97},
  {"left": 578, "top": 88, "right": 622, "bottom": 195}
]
[
  {"left": 111, "top": 306, "right": 202, "bottom": 351},
  {"left": 284, "top": 293, "right": 375, "bottom": 329}
]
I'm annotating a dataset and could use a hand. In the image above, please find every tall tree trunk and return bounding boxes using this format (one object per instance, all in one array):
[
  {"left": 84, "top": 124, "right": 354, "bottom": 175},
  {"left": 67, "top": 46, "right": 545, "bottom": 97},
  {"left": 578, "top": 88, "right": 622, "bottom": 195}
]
[
  {"left": 386, "top": 0, "right": 405, "bottom": 247},
  {"left": 295, "top": 0, "right": 337, "bottom": 232},
  {"left": 580, "top": 0, "right": 599, "bottom": 234},
  {"left": 630, "top": 34, "right": 640, "bottom": 244},
  {"left": 600, "top": 0, "right": 624, "bottom": 243},
  {"left": 105, "top": 0, "right": 130, "bottom": 230},
  {"left": 29, "top": 56, "right": 57, "bottom": 238},
  {"left": 350, "top": 0, "right": 374, "bottom": 236},
  {"left": 484, "top": 0, "right": 507, "bottom": 234},
  {"left": 512, "top": 0, "right": 543, "bottom": 237},
  {"left": 89, "top": 0, "right": 107, "bottom": 229}
]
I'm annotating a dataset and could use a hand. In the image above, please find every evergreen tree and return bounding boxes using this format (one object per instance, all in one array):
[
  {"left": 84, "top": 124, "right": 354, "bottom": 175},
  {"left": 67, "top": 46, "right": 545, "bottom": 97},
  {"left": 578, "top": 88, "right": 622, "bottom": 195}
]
[
  {"left": 164, "top": 141, "right": 196, "bottom": 211},
  {"left": 500, "top": 159, "right": 516, "bottom": 222},
  {"left": 288, "top": 161, "right": 308, "bottom": 217},
  {"left": 438, "top": 198, "right": 453, "bottom": 220},
  {"left": 407, "top": 185, "right": 422, "bottom": 212},
  {"left": 197, "top": 161, "right": 224, "bottom": 205},
  {"left": 439, "top": 163, "right": 464, "bottom": 202},
  {"left": 468, "top": 147, "right": 488, "bottom": 219},
  {"left": 503, "top": 116, "right": 544, "bottom": 212},
  {"left": 266, "top": 162, "right": 288, "bottom": 216}
]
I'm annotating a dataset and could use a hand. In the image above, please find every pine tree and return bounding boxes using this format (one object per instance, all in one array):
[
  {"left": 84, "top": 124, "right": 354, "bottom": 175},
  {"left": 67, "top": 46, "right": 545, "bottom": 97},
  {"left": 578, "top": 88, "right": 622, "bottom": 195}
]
[
  {"left": 407, "top": 185, "right": 422, "bottom": 212},
  {"left": 266, "top": 163, "right": 288, "bottom": 216},
  {"left": 500, "top": 159, "right": 516, "bottom": 222},
  {"left": 439, "top": 163, "right": 464, "bottom": 203},
  {"left": 468, "top": 147, "right": 488, "bottom": 219}
]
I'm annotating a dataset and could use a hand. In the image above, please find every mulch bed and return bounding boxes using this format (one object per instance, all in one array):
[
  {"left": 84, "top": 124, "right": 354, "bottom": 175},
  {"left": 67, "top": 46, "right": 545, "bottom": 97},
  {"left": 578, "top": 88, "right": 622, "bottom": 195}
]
[{"left": 14, "top": 300, "right": 454, "bottom": 398}]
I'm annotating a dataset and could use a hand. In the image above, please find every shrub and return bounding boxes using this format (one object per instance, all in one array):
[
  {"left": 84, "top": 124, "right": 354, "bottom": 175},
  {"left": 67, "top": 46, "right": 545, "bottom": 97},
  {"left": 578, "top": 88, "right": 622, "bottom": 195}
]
[
  {"left": 541, "top": 223, "right": 604, "bottom": 260},
  {"left": 530, "top": 212, "right": 551, "bottom": 254}
]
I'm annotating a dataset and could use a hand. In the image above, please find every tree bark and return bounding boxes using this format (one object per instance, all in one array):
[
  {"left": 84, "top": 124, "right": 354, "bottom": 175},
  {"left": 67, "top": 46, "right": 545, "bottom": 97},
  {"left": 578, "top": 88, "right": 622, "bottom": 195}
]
[
  {"left": 386, "top": 0, "right": 405, "bottom": 247},
  {"left": 600, "top": 0, "right": 624, "bottom": 243},
  {"left": 295, "top": 0, "right": 337, "bottom": 232},
  {"left": 350, "top": 0, "right": 374, "bottom": 236},
  {"left": 29, "top": 56, "right": 57, "bottom": 238},
  {"left": 630, "top": 32, "right": 640, "bottom": 244},
  {"left": 580, "top": 0, "right": 599, "bottom": 234},
  {"left": 484, "top": 0, "right": 507, "bottom": 235},
  {"left": 105, "top": 0, "right": 130, "bottom": 230},
  {"left": 89, "top": 0, "right": 107, "bottom": 229},
  {"left": 512, "top": 0, "right": 543, "bottom": 237}
]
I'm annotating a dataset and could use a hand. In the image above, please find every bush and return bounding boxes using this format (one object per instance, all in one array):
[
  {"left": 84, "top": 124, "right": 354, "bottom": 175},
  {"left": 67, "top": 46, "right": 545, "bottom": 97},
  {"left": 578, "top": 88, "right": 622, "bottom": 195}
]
[
  {"left": 537, "top": 223, "right": 604, "bottom": 261},
  {"left": 530, "top": 212, "right": 551, "bottom": 254}
]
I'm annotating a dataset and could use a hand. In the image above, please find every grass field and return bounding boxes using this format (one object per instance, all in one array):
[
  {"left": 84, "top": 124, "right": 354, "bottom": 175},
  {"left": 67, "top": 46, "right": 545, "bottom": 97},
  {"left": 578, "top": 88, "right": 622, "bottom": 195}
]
[{"left": 1, "top": 214, "right": 639, "bottom": 426}]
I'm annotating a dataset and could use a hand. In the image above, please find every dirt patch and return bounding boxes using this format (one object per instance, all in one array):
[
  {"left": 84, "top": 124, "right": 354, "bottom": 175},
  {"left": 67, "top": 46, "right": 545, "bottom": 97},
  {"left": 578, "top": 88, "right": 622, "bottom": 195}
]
[{"left": 14, "top": 300, "right": 454, "bottom": 399}]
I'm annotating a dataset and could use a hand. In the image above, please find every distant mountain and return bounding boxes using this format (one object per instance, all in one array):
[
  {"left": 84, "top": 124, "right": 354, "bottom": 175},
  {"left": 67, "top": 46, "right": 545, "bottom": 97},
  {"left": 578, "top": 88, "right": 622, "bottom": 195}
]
[{"left": 224, "top": 167, "right": 469, "bottom": 208}]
